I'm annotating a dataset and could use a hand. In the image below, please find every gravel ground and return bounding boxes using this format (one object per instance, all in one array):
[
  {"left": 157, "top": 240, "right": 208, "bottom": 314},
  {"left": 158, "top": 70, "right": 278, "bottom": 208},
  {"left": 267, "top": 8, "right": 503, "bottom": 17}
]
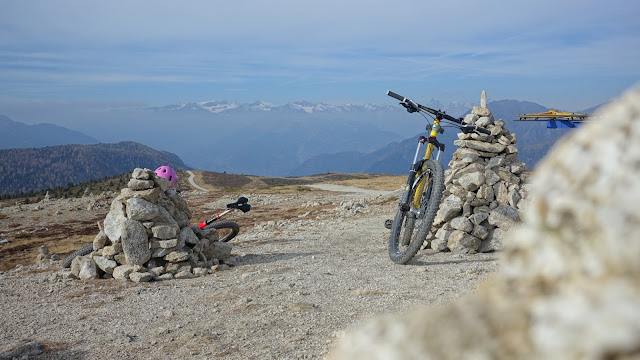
[{"left": 0, "top": 185, "right": 499, "bottom": 359}]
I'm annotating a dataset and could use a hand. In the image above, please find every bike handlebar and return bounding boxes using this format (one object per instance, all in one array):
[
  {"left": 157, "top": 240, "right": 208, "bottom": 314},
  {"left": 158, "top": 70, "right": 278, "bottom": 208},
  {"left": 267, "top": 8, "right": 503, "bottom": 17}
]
[
  {"left": 387, "top": 90, "right": 406, "bottom": 102},
  {"left": 387, "top": 90, "right": 491, "bottom": 135}
]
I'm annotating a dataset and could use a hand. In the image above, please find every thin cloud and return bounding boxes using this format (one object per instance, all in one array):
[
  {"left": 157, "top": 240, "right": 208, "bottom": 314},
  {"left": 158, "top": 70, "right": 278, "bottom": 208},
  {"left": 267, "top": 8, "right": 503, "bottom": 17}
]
[{"left": 0, "top": 0, "right": 638, "bottom": 108}]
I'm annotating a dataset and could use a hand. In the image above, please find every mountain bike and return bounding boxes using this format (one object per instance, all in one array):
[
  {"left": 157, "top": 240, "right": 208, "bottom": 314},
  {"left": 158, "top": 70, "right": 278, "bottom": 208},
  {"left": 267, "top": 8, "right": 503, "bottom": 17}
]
[
  {"left": 196, "top": 196, "right": 251, "bottom": 242},
  {"left": 385, "top": 91, "right": 490, "bottom": 264},
  {"left": 61, "top": 197, "right": 251, "bottom": 268}
]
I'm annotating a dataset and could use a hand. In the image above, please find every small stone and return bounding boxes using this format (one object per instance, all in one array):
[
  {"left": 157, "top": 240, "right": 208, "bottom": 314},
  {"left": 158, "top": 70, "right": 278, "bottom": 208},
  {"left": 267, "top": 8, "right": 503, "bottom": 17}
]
[
  {"left": 93, "top": 256, "right": 117, "bottom": 274},
  {"left": 164, "top": 250, "right": 191, "bottom": 263},
  {"left": 174, "top": 270, "right": 194, "bottom": 279},
  {"left": 157, "top": 273, "right": 174, "bottom": 281},
  {"left": 132, "top": 168, "right": 152, "bottom": 180},
  {"left": 128, "top": 179, "right": 154, "bottom": 191},
  {"left": 129, "top": 272, "right": 152, "bottom": 283},
  {"left": 112, "top": 265, "right": 135, "bottom": 280}
]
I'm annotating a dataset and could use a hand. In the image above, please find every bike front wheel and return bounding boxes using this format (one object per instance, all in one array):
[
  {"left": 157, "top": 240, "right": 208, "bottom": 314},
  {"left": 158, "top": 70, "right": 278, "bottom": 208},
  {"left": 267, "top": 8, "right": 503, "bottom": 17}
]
[
  {"left": 389, "top": 159, "right": 444, "bottom": 264},
  {"left": 206, "top": 221, "right": 240, "bottom": 242}
]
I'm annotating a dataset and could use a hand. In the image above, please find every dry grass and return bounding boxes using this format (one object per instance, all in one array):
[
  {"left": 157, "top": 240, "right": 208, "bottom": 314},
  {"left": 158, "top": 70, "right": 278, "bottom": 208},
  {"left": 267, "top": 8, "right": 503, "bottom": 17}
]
[{"left": 322, "top": 175, "right": 405, "bottom": 191}]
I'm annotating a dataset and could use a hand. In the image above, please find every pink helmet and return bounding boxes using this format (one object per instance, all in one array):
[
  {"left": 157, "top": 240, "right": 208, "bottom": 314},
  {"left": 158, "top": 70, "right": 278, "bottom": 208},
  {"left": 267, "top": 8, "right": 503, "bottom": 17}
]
[{"left": 155, "top": 166, "right": 178, "bottom": 187}]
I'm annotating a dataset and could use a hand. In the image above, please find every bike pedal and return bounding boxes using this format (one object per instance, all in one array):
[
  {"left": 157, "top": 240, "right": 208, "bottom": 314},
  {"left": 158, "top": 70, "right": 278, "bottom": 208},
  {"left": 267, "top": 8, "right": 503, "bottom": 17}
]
[{"left": 384, "top": 219, "right": 393, "bottom": 229}]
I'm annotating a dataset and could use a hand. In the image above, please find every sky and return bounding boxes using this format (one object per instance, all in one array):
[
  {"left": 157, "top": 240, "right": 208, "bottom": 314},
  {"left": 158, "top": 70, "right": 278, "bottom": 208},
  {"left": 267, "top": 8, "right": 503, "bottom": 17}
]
[{"left": 1, "top": 0, "right": 639, "bottom": 111}]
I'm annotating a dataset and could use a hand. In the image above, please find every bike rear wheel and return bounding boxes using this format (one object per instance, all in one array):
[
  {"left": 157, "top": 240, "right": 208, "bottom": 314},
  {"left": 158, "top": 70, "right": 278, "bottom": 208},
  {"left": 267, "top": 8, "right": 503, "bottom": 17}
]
[
  {"left": 389, "top": 159, "right": 444, "bottom": 264},
  {"left": 61, "top": 244, "right": 94, "bottom": 268},
  {"left": 206, "top": 221, "right": 240, "bottom": 242}
]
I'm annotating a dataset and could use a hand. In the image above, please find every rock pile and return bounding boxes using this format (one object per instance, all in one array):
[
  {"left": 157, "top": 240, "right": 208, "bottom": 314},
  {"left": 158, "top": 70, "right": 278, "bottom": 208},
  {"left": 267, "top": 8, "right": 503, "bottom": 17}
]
[
  {"left": 427, "top": 102, "right": 528, "bottom": 253},
  {"left": 67, "top": 168, "right": 233, "bottom": 282}
]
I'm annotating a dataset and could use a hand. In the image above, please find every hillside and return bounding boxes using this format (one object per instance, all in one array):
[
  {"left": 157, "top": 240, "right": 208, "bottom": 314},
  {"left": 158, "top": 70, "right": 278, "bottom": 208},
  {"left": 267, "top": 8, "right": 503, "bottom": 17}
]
[
  {"left": 0, "top": 114, "right": 99, "bottom": 149},
  {"left": 0, "top": 141, "right": 188, "bottom": 195}
]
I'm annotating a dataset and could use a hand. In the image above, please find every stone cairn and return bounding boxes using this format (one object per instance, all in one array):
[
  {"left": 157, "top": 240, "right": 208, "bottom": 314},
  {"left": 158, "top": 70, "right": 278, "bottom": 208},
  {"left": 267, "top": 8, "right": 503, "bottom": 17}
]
[
  {"left": 67, "top": 168, "right": 233, "bottom": 282},
  {"left": 427, "top": 91, "right": 528, "bottom": 253}
]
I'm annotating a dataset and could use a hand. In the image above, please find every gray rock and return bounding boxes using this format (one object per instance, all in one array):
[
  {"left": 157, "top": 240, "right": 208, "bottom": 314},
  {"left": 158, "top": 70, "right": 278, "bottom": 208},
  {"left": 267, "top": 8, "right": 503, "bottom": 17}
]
[
  {"left": 78, "top": 257, "right": 98, "bottom": 279},
  {"left": 127, "top": 179, "right": 154, "bottom": 191},
  {"left": 204, "top": 242, "right": 233, "bottom": 261},
  {"left": 433, "top": 194, "right": 463, "bottom": 226},
  {"left": 120, "top": 219, "right": 151, "bottom": 265},
  {"left": 93, "top": 230, "right": 109, "bottom": 250},
  {"left": 112, "top": 265, "right": 134, "bottom": 280},
  {"left": 458, "top": 172, "right": 485, "bottom": 192},
  {"left": 477, "top": 227, "right": 506, "bottom": 252},
  {"left": 164, "top": 250, "right": 191, "bottom": 263},
  {"left": 508, "top": 190, "right": 522, "bottom": 209},
  {"left": 484, "top": 169, "right": 502, "bottom": 186},
  {"left": 454, "top": 139, "right": 506, "bottom": 153},
  {"left": 157, "top": 273, "right": 174, "bottom": 281},
  {"left": 152, "top": 224, "right": 179, "bottom": 239},
  {"left": 1, "top": 339, "right": 44, "bottom": 359},
  {"left": 153, "top": 176, "right": 171, "bottom": 192},
  {"left": 129, "top": 272, "right": 153, "bottom": 283},
  {"left": 193, "top": 267, "right": 209, "bottom": 277},
  {"left": 494, "top": 182, "right": 510, "bottom": 205},
  {"left": 148, "top": 266, "right": 166, "bottom": 278},
  {"left": 165, "top": 261, "right": 191, "bottom": 274},
  {"left": 476, "top": 116, "right": 493, "bottom": 127},
  {"left": 471, "top": 106, "right": 491, "bottom": 117},
  {"left": 103, "top": 199, "right": 127, "bottom": 242},
  {"left": 510, "top": 161, "right": 527, "bottom": 175},
  {"left": 151, "top": 247, "right": 174, "bottom": 258},
  {"left": 464, "top": 113, "right": 479, "bottom": 124},
  {"left": 486, "top": 155, "right": 505, "bottom": 169},
  {"left": 102, "top": 243, "right": 122, "bottom": 259},
  {"left": 93, "top": 255, "right": 117, "bottom": 274},
  {"left": 201, "top": 227, "right": 220, "bottom": 242},
  {"left": 132, "top": 168, "right": 152, "bottom": 180},
  {"left": 497, "top": 167, "right": 521, "bottom": 185},
  {"left": 488, "top": 204, "right": 520, "bottom": 230},
  {"left": 476, "top": 184, "right": 495, "bottom": 203},
  {"left": 447, "top": 230, "right": 481, "bottom": 253},
  {"left": 432, "top": 227, "right": 452, "bottom": 251},
  {"left": 126, "top": 198, "right": 174, "bottom": 223},
  {"left": 469, "top": 212, "right": 490, "bottom": 226},
  {"left": 179, "top": 227, "right": 199, "bottom": 246},
  {"left": 449, "top": 216, "right": 473, "bottom": 233},
  {"left": 173, "top": 210, "right": 191, "bottom": 229},
  {"left": 151, "top": 238, "right": 179, "bottom": 249},
  {"left": 119, "top": 187, "right": 161, "bottom": 203},
  {"left": 472, "top": 224, "right": 489, "bottom": 240},
  {"left": 175, "top": 270, "right": 195, "bottom": 279}
]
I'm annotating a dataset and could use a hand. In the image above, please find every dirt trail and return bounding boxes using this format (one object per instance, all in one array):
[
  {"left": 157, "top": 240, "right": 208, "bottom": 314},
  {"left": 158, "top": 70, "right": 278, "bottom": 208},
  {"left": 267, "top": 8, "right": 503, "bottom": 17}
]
[{"left": 186, "top": 170, "right": 209, "bottom": 192}]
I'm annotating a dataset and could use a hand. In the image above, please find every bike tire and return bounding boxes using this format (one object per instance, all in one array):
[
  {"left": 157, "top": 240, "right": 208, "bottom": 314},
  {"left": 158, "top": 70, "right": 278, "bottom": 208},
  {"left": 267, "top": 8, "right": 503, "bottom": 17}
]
[
  {"left": 61, "top": 244, "right": 94, "bottom": 268},
  {"left": 206, "top": 221, "right": 240, "bottom": 242},
  {"left": 389, "top": 159, "right": 445, "bottom": 264}
]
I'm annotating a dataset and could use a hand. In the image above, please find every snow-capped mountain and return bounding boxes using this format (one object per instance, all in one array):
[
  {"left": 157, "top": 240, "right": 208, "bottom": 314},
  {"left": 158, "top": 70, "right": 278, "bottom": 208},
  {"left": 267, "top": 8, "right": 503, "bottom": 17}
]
[
  {"left": 147, "top": 99, "right": 475, "bottom": 117},
  {"left": 147, "top": 100, "right": 401, "bottom": 114}
]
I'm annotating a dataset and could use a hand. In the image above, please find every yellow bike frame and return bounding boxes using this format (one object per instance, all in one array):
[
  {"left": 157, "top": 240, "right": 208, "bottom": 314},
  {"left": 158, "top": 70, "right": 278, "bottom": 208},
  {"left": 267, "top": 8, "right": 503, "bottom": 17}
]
[{"left": 411, "top": 118, "right": 441, "bottom": 209}]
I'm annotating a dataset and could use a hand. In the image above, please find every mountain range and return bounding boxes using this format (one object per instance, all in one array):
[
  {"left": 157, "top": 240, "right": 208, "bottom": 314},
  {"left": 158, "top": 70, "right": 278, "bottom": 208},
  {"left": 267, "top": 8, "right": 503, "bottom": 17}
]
[
  {"left": 146, "top": 99, "right": 475, "bottom": 117},
  {"left": 289, "top": 99, "right": 599, "bottom": 175},
  {"left": 0, "top": 114, "right": 99, "bottom": 149},
  {"left": 0, "top": 97, "right": 602, "bottom": 188}
]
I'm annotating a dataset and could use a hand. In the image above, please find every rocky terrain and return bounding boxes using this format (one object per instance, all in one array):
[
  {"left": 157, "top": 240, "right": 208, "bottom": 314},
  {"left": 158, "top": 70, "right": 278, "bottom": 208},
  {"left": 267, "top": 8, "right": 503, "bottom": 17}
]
[{"left": 0, "top": 172, "right": 500, "bottom": 359}]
